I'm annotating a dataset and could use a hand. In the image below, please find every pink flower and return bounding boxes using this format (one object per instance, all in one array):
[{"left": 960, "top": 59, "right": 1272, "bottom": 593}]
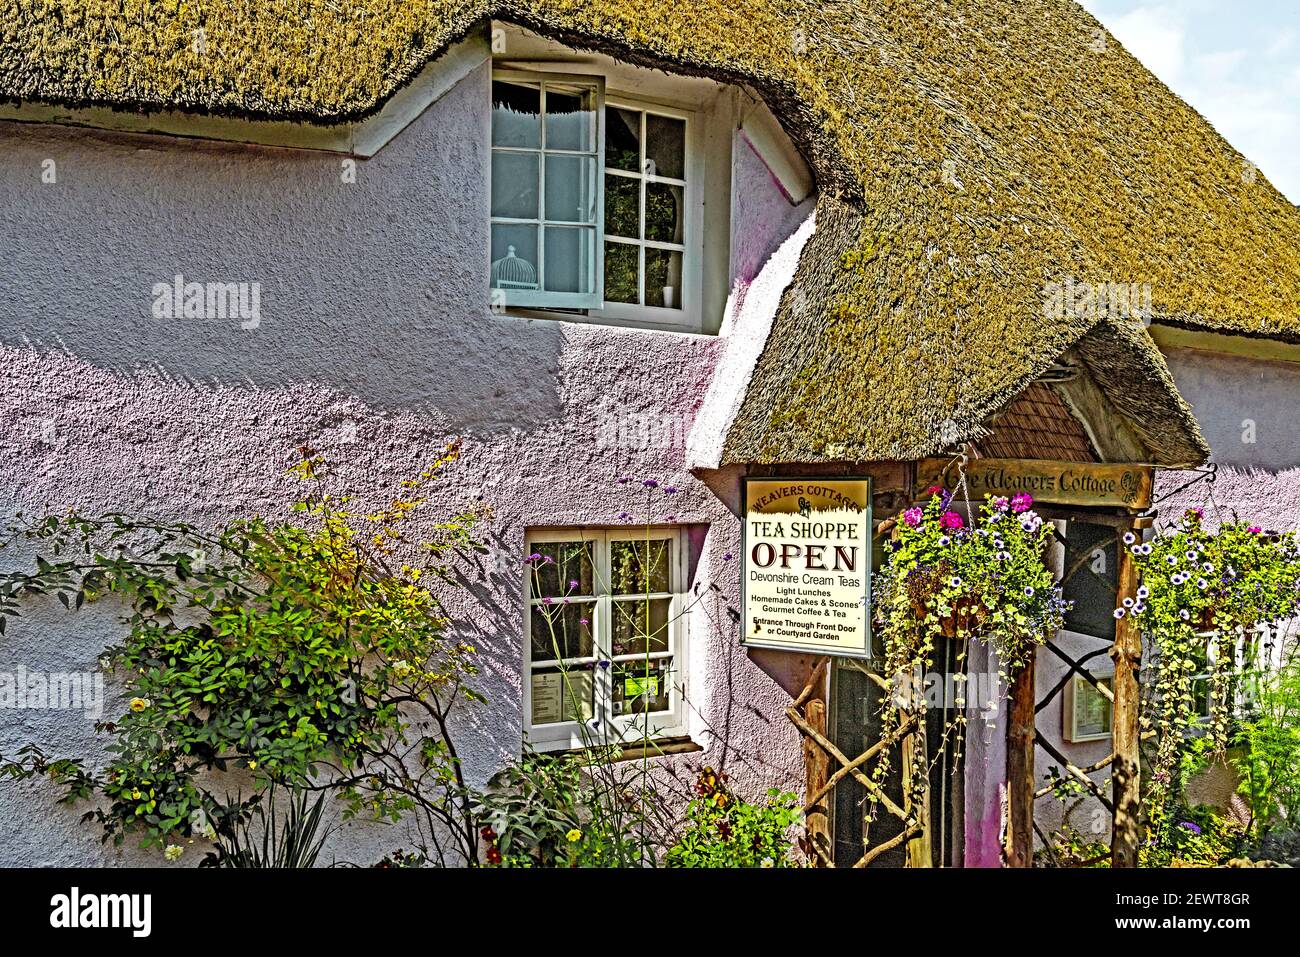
[
  {"left": 940, "top": 511, "right": 964, "bottom": 531},
  {"left": 902, "top": 507, "right": 923, "bottom": 527},
  {"left": 991, "top": 496, "right": 1009, "bottom": 510},
  {"left": 924, "top": 485, "right": 943, "bottom": 497},
  {"left": 1010, "top": 493, "right": 1033, "bottom": 513},
  {"left": 1249, "top": 525, "right": 1263, "bottom": 534}
]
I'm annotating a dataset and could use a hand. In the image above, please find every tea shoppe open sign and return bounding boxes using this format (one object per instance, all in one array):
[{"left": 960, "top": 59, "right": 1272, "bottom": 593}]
[{"left": 741, "top": 477, "right": 872, "bottom": 658}]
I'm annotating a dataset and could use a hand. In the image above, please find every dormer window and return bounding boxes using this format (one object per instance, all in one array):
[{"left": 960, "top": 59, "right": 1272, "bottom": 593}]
[
  {"left": 490, "top": 69, "right": 698, "bottom": 326},
  {"left": 490, "top": 72, "right": 604, "bottom": 309}
]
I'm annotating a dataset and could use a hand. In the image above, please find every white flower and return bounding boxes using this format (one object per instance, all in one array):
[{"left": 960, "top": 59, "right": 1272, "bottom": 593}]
[
  {"left": 1123, "top": 532, "right": 1137, "bottom": 545},
  {"left": 1113, "top": 608, "right": 1126, "bottom": 619},
  {"left": 1122, "top": 597, "right": 1134, "bottom": 608},
  {"left": 1140, "top": 543, "right": 1153, "bottom": 555},
  {"left": 164, "top": 844, "right": 184, "bottom": 862},
  {"left": 1197, "top": 578, "right": 1208, "bottom": 590},
  {"left": 1179, "top": 609, "right": 1191, "bottom": 621},
  {"left": 1137, "top": 585, "right": 1149, "bottom": 599}
]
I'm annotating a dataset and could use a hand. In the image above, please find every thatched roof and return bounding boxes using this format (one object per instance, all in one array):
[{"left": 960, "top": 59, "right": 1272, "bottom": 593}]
[{"left": 6, "top": 0, "right": 1297, "bottom": 466}]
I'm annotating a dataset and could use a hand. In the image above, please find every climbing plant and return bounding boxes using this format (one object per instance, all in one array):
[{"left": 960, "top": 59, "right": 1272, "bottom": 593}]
[
  {"left": 0, "top": 448, "right": 487, "bottom": 865},
  {"left": 1121, "top": 508, "right": 1300, "bottom": 843}
]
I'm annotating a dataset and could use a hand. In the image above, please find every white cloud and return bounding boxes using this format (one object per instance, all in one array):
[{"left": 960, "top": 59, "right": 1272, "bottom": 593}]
[{"left": 1109, "top": 6, "right": 1187, "bottom": 83}]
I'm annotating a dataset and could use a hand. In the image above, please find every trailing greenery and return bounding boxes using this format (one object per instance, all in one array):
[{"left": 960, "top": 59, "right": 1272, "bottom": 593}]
[
  {"left": 665, "top": 768, "right": 800, "bottom": 868},
  {"left": 0, "top": 450, "right": 486, "bottom": 865},
  {"left": 1123, "top": 508, "right": 1300, "bottom": 844}
]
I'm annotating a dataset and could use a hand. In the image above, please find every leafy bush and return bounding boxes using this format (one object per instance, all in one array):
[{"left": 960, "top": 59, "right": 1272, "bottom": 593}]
[
  {"left": 665, "top": 768, "right": 800, "bottom": 868},
  {"left": 1140, "top": 804, "right": 1243, "bottom": 868},
  {"left": 0, "top": 451, "right": 485, "bottom": 864},
  {"left": 473, "top": 748, "right": 664, "bottom": 867}
]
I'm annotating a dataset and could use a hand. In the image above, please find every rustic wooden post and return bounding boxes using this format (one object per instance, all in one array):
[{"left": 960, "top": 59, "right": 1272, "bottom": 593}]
[
  {"left": 803, "top": 698, "right": 831, "bottom": 863},
  {"left": 1111, "top": 516, "right": 1143, "bottom": 867},
  {"left": 1005, "top": 644, "right": 1036, "bottom": 867}
]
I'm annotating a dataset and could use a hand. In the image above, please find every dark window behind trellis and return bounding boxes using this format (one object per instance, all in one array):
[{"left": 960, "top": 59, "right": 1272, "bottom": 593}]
[{"left": 1061, "top": 520, "right": 1118, "bottom": 641}]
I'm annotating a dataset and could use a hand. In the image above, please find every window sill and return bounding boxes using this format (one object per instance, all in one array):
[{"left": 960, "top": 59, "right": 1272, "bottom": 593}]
[{"left": 554, "top": 735, "right": 702, "bottom": 763}]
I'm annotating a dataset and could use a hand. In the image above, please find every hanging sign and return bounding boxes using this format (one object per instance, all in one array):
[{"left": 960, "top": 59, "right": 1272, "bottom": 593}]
[
  {"left": 916, "top": 458, "right": 1153, "bottom": 510},
  {"left": 741, "top": 477, "right": 872, "bottom": 658}
]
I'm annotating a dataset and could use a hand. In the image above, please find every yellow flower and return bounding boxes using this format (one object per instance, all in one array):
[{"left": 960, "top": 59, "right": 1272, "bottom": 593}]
[
  {"left": 566, "top": 829, "right": 582, "bottom": 843},
  {"left": 247, "top": 760, "right": 257, "bottom": 771},
  {"left": 164, "top": 844, "right": 183, "bottom": 862},
  {"left": 129, "top": 697, "right": 149, "bottom": 712},
  {"left": 712, "top": 792, "right": 729, "bottom": 808}
]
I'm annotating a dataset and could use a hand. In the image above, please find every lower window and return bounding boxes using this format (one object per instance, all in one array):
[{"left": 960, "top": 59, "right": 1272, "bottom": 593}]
[{"left": 524, "top": 527, "right": 689, "bottom": 751}]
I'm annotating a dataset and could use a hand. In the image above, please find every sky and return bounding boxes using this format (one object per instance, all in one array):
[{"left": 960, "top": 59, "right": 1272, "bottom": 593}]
[{"left": 1079, "top": 0, "right": 1300, "bottom": 202}]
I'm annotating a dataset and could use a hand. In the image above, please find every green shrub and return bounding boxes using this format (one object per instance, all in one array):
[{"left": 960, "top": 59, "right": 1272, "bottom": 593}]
[{"left": 666, "top": 768, "right": 800, "bottom": 868}]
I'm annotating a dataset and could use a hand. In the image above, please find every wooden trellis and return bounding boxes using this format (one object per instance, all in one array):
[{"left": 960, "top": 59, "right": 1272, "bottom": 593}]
[
  {"left": 787, "top": 656, "right": 927, "bottom": 867},
  {"left": 786, "top": 504, "right": 1149, "bottom": 868}
]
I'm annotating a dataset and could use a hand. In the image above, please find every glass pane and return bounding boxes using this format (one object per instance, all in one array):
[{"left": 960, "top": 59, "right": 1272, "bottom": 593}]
[
  {"left": 603, "top": 242, "right": 639, "bottom": 304},
  {"left": 530, "top": 601, "right": 596, "bottom": 662},
  {"left": 492, "top": 80, "right": 541, "bottom": 149},
  {"left": 611, "top": 598, "right": 671, "bottom": 657},
  {"left": 610, "top": 539, "right": 671, "bottom": 594},
  {"left": 544, "top": 84, "right": 596, "bottom": 152},
  {"left": 605, "top": 106, "right": 641, "bottom": 172},
  {"left": 543, "top": 226, "right": 595, "bottom": 294},
  {"left": 646, "top": 114, "right": 685, "bottom": 180},
  {"left": 544, "top": 154, "right": 596, "bottom": 224},
  {"left": 605, "top": 175, "right": 640, "bottom": 239},
  {"left": 531, "top": 666, "right": 595, "bottom": 725},
  {"left": 490, "top": 224, "right": 539, "bottom": 290},
  {"left": 645, "top": 182, "right": 684, "bottom": 244},
  {"left": 491, "top": 152, "right": 539, "bottom": 220},
  {"left": 611, "top": 657, "right": 672, "bottom": 716},
  {"left": 645, "top": 248, "right": 683, "bottom": 309},
  {"left": 1075, "top": 677, "right": 1113, "bottom": 737},
  {"left": 528, "top": 540, "right": 595, "bottom": 596}
]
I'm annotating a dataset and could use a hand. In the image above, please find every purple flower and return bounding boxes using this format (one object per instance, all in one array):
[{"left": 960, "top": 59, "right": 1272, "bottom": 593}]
[
  {"left": 643, "top": 479, "right": 659, "bottom": 489},
  {"left": 991, "top": 496, "right": 1010, "bottom": 510},
  {"left": 1249, "top": 525, "right": 1263, "bottom": 534},
  {"left": 526, "top": 552, "right": 542, "bottom": 563},
  {"left": 568, "top": 579, "right": 579, "bottom": 590},
  {"left": 617, "top": 476, "right": 632, "bottom": 485},
  {"left": 722, "top": 552, "right": 734, "bottom": 562},
  {"left": 1178, "top": 821, "right": 1203, "bottom": 836},
  {"left": 902, "top": 507, "right": 923, "bottom": 528},
  {"left": 1010, "top": 493, "right": 1033, "bottom": 513},
  {"left": 579, "top": 618, "right": 590, "bottom": 627},
  {"left": 664, "top": 486, "right": 679, "bottom": 494},
  {"left": 541, "top": 597, "right": 554, "bottom": 605}
]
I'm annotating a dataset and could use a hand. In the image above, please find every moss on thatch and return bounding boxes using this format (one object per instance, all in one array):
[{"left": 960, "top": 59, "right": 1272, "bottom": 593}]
[{"left": 4, "top": 0, "right": 1293, "bottom": 464}]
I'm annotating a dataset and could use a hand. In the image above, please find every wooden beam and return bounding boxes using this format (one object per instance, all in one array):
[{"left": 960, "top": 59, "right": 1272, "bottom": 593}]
[
  {"left": 1110, "top": 516, "right": 1143, "bottom": 867},
  {"left": 1005, "top": 644, "right": 1036, "bottom": 867},
  {"left": 802, "top": 697, "right": 832, "bottom": 865}
]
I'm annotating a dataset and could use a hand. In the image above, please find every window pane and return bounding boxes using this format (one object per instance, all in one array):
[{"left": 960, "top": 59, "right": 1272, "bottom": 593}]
[
  {"left": 645, "top": 248, "right": 683, "bottom": 309},
  {"left": 1075, "top": 677, "right": 1113, "bottom": 737},
  {"left": 604, "top": 175, "right": 640, "bottom": 239},
  {"left": 531, "top": 666, "right": 595, "bottom": 725},
  {"left": 544, "top": 155, "right": 596, "bottom": 224},
  {"left": 531, "top": 601, "right": 596, "bottom": 662},
  {"left": 604, "top": 242, "right": 639, "bottom": 304},
  {"left": 544, "top": 84, "right": 597, "bottom": 152},
  {"left": 490, "top": 224, "right": 539, "bottom": 290},
  {"left": 528, "top": 540, "right": 596, "bottom": 596},
  {"left": 491, "top": 152, "right": 539, "bottom": 219},
  {"left": 605, "top": 106, "right": 641, "bottom": 172},
  {"left": 543, "top": 226, "right": 595, "bottom": 294},
  {"left": 645, "top": 182, "right": 684, "bottom": 244},
  {"left": 612, "top": 657, "right": 672, "bottom": 716},
  {"left": 646, "top": 114, "right": 685, "bottom": 180},
  {"left": 1062, "top": 521, "right": 1118, "bottom": 641},
  {"left": 492, "top": 80, "right": 541, "bottom": 149},
  {"left": 611, "top": 598, "right": 671, "bottom": 656},
  {"left": 610, "top": 539, "right": 671, "bottom": 594}
]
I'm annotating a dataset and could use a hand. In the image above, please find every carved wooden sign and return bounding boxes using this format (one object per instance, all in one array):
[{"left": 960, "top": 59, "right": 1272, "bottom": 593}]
[{"left": 916, "top": 458, "right": 1153, "bottom": 510}]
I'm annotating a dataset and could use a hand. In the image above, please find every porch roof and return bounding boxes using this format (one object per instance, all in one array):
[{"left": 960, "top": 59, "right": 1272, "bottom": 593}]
[{"left": 7, "top": 1, "right": 1298, "bottom": 466}]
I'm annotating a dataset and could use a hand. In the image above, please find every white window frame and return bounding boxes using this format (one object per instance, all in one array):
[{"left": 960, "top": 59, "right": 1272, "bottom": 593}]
[
  {"left": 594, "top": 97, "right": 702, "bottom": 331},
  {"left": 523, "top": 527, "right": 690, "bottom": 752},
  {"left": 489, "top": 68, "right": 705, "bottom": 332},
  {"left": 1063, "top": 672, "right": 1114, "bottom": 743},
  {"left": 490, "top": 69, "right": 606, "bottom": 310}
]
